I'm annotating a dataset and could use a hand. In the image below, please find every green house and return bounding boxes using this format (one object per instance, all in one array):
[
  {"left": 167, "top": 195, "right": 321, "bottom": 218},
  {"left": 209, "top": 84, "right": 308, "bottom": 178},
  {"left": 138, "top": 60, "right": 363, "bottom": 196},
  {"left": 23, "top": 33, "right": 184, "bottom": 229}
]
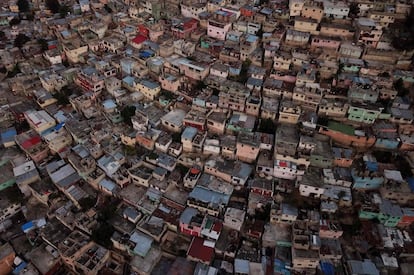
[
  {"left": 347, "top": 104, "right": 382, "bottom": 124},
  {"left": 0, "top": 159, "right": 16, "bottom": 191}
]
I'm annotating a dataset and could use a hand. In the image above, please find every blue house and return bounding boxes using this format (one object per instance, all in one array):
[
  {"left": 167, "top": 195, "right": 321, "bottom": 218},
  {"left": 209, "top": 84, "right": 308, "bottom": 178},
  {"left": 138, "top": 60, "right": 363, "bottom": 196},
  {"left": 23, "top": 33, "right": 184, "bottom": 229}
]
[{"left": 352, "top": 168, "right": 384, "bottom": 190}]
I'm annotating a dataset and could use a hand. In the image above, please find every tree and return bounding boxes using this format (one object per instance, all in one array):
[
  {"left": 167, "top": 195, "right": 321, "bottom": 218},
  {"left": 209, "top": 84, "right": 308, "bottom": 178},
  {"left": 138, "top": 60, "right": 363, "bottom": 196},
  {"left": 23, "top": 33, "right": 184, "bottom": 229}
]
[
  {"left": 9, "top": 17, "right": 21, "bottom": 26},
  {"left": 104, "top": 4, "right": 113, "bottom": 13},
  {"left": 59, "top": 5, "right": 70, "bottom": 18},
  {"left": 78, "top": 197, "right": 96, "bottom": 210},
  {"left": 14, "top": 33, "right": 30, "bottom": 48},
  {"left": 46, "top": 0, "right": 61, "bottom": 14},
  {"left": 171, "top": 132, "right": 181, "bottom": 143},
  {"left": 91, "top": 223, "right": 114, "bottom": 248},
  {"left": 17, "top": 0, "right": 30, "bottom": 12},
  {"left": 393, "top": 78, "right": 409, "bottom": 97},
  {"left": 37, "top": 38, "right": 49, "bottom": 52},
  {"left": 349, "top": 2, "right": 360, "bottom": 18},
  {"left": 53, "top": 86, "right": 72, "bottom": 105},
  {"left": 195, "top": 80, "right": 207, "bottom": 90},
  {"left": 120, "top": 105, "right": 136, "bottom": 126},
  {"left": 258, "top": 118, "right": 276, "bottom": 135},
  {"left": 7, "top": 64, "right": 21, "bottom": 78}
]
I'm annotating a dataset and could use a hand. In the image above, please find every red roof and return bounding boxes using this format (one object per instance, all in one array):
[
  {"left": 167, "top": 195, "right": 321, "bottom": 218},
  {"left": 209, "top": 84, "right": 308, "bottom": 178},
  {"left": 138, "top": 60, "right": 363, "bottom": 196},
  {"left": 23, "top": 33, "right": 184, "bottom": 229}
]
[
  {"left": 187, "top": 237, "right": 214, "bottom": 264},
  {"left": 21, "top": 136, "right": 41, "bottom": 149},
  {"left": 132, "top": 35, "right": 147, "bottom": 44}
]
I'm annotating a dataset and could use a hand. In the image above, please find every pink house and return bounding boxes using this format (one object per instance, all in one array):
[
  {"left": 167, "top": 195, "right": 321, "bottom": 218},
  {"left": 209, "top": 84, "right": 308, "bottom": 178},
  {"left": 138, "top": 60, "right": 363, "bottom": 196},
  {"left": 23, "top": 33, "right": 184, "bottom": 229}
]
[
  {"left": 236, "top": 132, "right": 261, "bottom": 163},
  {"left": 310, "top": 36, "right": 341, "bottom": 51},
  {"left": 179, "top": 60, "right": 210, "bottom": 81},
  {"left": 158, "top": 74, "right": 181, "bottom": 93},
  {"left": 179, "top": 208, "right": 204, "bottom": 237},
  {"left": 130, "top": 35, "right": 147, "bottom": 49},
  {"left": 208, "top": 10, "right": 236, "bottom": 41}
]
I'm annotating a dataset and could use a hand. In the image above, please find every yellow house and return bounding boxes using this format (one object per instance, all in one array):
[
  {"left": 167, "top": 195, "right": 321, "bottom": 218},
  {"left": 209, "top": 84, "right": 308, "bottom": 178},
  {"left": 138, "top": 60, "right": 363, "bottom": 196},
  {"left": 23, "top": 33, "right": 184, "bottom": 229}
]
[
  {"left": 133, "top": 79, "right": 161, "bottom": 100},
  {"left": 320, "top": 23, "right": 355, "bottom": 39},
  {"left": 294, "top": 16, "right": 319, "bottom": 34},
  {"left": 301, "top": 0, "right": 324, "bottom": 22},
  {"left": 368, "top": 11, "right": 395, "bottom": 27}
]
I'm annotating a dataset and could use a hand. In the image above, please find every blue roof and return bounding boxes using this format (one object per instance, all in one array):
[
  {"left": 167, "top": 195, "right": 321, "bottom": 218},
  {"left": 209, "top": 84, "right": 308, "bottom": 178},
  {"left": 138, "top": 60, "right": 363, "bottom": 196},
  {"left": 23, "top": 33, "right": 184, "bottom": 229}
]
[
  {"left": 182, "top": 127, "right": 198, "bottom": 140},
  {"left": 408, "top": 178, "right": 414, "bottom": 192},
  {"left": 129, "top": 231, "right": 153, "bottom": 257},
  {"left": 189, "top": 186, "right": 230, "bottom": 205},
  {"left": 21, "top": 221, "right": 34, "bottom": 233},
  {"left": 103, "top": 99, "right": 117, "bottom": 110},
  {"left": 12, "top": 262, "right": 27, "bottom": 275},
  {"left": 140, "top": 79, "right": 159, "bottom": 90},
  {"left": 139, "top": 50, "right": 154, "bottom": 59},
  {"left": 320, "top": 261, "right": 335, "bottom": 275},
  {"left": 99, "top": 178, "right": 117, "bottom": 192},
  {"left": 1, "top": 128, "right": 16, "bottom": 143},
  {"left": 123, "top": 76, "right": 135, "bottom": 86}
]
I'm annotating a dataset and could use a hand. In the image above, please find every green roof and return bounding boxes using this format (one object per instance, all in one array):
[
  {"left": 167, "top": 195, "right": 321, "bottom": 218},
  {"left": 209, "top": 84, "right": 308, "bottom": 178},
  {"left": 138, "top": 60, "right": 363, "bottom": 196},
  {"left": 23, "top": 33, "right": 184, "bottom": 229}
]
[{"left": 327, "top": 121, "right": 355, "bottom": 136}]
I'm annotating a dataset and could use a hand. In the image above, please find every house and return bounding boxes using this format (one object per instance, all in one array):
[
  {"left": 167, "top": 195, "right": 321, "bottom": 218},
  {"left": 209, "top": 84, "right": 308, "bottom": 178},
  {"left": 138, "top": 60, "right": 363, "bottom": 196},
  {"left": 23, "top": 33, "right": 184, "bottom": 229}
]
[
  {"left": 208, "top": 9, "right": 236, "bottom": 40},
  {"left": 0, "top": 243, "right": 15, "bottom": 275},
  {"left": 289, "top": 0, "right": 304, "bottom": 17},
  {"left": 181, "top": 1, "right": 207, "bottom": 19},
  {"left": 15, "top": 130, "right": 49, "bottom": 164},
  {"left": 160, "top": 109, "right": 187, "bottom": 133},
  {"left": 24, "top": 110, "right": 56, "bottom": 135},
  {"left": 352, "top": 167, "right": 384, "bottom": 190},
  {"left": 183, "top": 109, "right": 207, "bottom": 132},
  {"left": 285, "top": 29, "right": 310, "bottom": 47},
  {"left": 218, "top": 82, "right": 250, "bottom": 112},
  {"left": 354, "top": 18, "right": 383, "bottom": 48},
  {"left": 318, "top": 98, "right": 349, "bottom": 118},
  {"left": 359, "top": 196, "right": 403, "bottom": 227},
  {"left": 347, "top": 102, "right": 385, "bottom": 124},
  {"left": 299, "top": 168, "right": 325, "bottom": 198},
  {"left": 187, "top": 237, "right": 215, "bottom": 265},
  {"left": 159, "top": 74, "right": 181, "bottom": 93},
  {"left": 302, "top": 0, "right": 324, "bottom": 22},
  {"left": 324, "top": 1, "right": 349, "bottom": 19},
  {"left": 270, "top": 203, "right": 298, "bottom": 224},
  {"left": 0, "top": 128, "right": 16, "bottom": 148},
  {"left": 309, "top": 134, "right": 333, "bottom": 168},
  {"left": 310, "top": 35, "right": 341, "bottom": 51},
  {"left": 249, "top": 178, "right": 274, "bottom": 198},
  {"left": 179, "top": 59, "right": 210, "bottom": 81},
  {"left": 172, "top": 18, "right": 198, "bottom": 39},
  {"left": 46, "top": 160, "right": 81, "bottom": 192},
  {"left": 293, "top": 86, "right": 323, "bottom": 112},
  {"left": 372, "top": 122, "right": 400, "bottom": 150},
  {"left": 183, "top": 166, "right": 202, "bottom": 189},
  {"left": 207, "top": 110, "right": 228, "bottom": 134},
  {"left": 204, "top": 157, "right": 253, "bottom": 187},
  {"left": 133, "top": 79, "right": 161, "bottom": 100},
  {"left": 224, "top": 207, "right": 246, "bottom": 231},
  {"left": 181, "top": 126, "right": 198, "bottom": 153},
  {"left": 294, "top": 16, "right": 319, "bottom": 34},
  {"left": 368, "top": 11, "right": 395, "bottom": 27},
  {"left": 187, "top": 184, "right": 230, "bottom": 217},
  {"left": 319, "top": 121, "right": 376, "bottom": 148},
  {"left": 62, "top": 41, "right": 88, "bottom": 63},
  {"left": 331, "top": 147, "right": 354, "bottom": 168},
  {"left": 291, "top": 221, "right": 321, "bottom": 270},
  {"left": 347, "top": 260, "right": 380, "bottom": 275},
  {"left": 274, "top": 124, "right": 299, "bottom": 157},
  {"left": 226, "top": 112, "right": 256, "bottom": 134},
  {"left": 75, "top": 67, "right": 105, "bottom": 96},
  {"left": 389, "top": 107, "right": 414, "bottom": 125},
  {"left": 236, "top": 132, "right": 261, "bottom": 163},
  {"left": 136, "top": 129, "right": 160, "bottom": 150}
]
